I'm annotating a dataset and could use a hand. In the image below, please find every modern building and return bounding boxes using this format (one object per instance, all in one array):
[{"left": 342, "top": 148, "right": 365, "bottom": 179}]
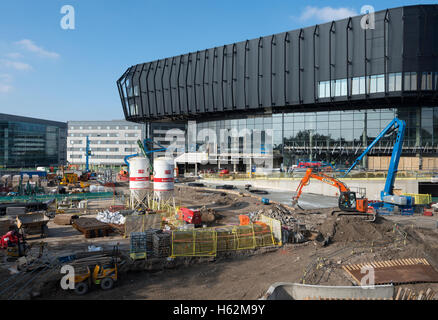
[
  {"left": 0, "top": 113, "right": 67, "bottom": 168},
  {"left": 67, "top": 120, "right": 146, "bottom": 167},
  {"left": 117, "top": 5, "right": 438, "bottom": 172}
]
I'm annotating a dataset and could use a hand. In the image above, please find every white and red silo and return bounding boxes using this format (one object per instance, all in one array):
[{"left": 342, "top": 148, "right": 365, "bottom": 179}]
[
  {"left": 153, "top": 157, "right": 174, "bottom": 201},
  {"left": 128, "top": 156, "right": 151, "bottom": 203}
]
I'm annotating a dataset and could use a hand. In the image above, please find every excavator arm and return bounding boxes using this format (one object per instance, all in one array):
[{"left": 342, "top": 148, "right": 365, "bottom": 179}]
[
  {"left": 292, "top": 168, "right": 362, "bottom": 212},
  {"left": 293, "top": 168, "right": 349, "bottom": 203}
]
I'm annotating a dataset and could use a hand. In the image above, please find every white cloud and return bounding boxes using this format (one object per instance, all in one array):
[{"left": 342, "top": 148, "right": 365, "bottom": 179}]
[
  {"left": 0, "top": 83, "right": 13, "bottom": 93},
  {"left": 0, "top": 59, "right": 32, "bottom": 71},
  {"left": 0, "top": 74, "right": 13, "bottom": 93},
  {"left": 298, "top": 6, "right": 358, "bottom": 23},
  {"left": 0, "top": 74, "right": 12, "bottom": 82},
  {"left": 5, "top": 52, "right": 24, "bottom": 59},
  {"left": 15, "top": 39, "right": 60, "bottom": 59}
]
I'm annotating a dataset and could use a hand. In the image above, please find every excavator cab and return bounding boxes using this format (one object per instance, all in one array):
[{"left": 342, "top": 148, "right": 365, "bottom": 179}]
[{"left": 338, "top": 192, "right": 357, "bottom": 211}]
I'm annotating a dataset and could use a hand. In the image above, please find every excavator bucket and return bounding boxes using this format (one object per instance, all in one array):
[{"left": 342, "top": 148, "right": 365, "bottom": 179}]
[{"left": 291, "top": 199, "right": 305, "bottom": 210}]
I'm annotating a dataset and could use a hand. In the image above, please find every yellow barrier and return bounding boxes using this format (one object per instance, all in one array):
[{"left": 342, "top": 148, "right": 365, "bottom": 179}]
[
  {"left": 170, "top": 223, "right": 277, "bottom": 257},
  {"left": 171, "top": 229, "right": 217, "bottom": 257},
  {"left": 258, "top": 215, "right": 282, "bottom": 246},
  {"left": 402, "top": 193, "right": 432, "bottom": 205}
]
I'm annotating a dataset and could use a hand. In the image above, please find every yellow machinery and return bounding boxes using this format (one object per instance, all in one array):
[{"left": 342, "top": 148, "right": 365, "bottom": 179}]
[
  {"left": 80, "top": 181, "right": 90, "bottom": 189},
  {"left": 73, "top": 263, "right": 118, "bottom": 295},
  {"left": 60, "top": 173, "right": 78, "bottom": 186},
  {"left": 73, "top": 245, "right": 119, "bottom": 295}
]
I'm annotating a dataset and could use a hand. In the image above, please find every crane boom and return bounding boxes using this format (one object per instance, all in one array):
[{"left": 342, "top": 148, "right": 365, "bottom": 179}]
[{"left": 343, "top": 117, "right": 406, "bottom": 199}]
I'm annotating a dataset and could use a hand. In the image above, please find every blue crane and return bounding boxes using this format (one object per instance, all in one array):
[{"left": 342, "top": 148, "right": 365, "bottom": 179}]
[
  {"left": 343, "top": 117, "right": 413, "bottom": 215},
  {"left": 123, "top": 139, "right": 167, "bottom": 171},
  {"left": 85, "top": 136, "right": 91, "bottom": 172}
]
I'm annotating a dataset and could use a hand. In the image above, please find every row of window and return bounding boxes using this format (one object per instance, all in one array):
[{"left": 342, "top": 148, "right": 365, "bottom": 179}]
[
  {"left": 69, "top": 125, "right": 140, "bottom": 130},
  {"left": 69, "top": 140, "right": 139, "bottom": 145},
  {"left": 67, "top": 147, "right": 137, "bottom": 152},
  {"left": 69, "top": 155, "right": 126, "bottom": 160},
  {"left": 318, "top": 72, "right": 437, "bottom": 98},
  {"left": 69, "top": 133, "right": 139, "bottom": 138}
]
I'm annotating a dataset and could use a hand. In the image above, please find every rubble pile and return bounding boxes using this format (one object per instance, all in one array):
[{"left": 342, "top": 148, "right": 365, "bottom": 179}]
[
  {"left": 252, "top": 204, "right": 299, "bottom": 227},
  {"left": 96, "top": 210, "right": 126, "bottom": 225}
]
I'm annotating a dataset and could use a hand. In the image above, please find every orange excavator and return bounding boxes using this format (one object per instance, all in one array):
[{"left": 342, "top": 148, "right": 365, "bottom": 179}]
[{"left": 292, "top": 168, "right": 375, "bottom": 221}]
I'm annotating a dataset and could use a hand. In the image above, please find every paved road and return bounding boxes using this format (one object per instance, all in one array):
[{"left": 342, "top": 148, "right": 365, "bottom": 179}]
[{"left": 191, "top": 180, "right": 339, "bottom": 209}]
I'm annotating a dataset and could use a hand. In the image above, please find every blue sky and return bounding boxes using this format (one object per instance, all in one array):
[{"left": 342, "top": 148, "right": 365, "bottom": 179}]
[{"left": 0, "top": 0, "right": 435, "bottom": 122}]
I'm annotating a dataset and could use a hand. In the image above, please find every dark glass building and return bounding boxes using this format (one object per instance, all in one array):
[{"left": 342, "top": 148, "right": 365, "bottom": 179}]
[
  {"left": 117, "top": 5, "right": 438, "bottom": 171},
  {"left": 0, "top": 113, "right": 67, "bottom": 168}
]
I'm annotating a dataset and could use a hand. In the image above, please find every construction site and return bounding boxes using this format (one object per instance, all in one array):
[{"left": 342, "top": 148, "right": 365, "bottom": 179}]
[
  {"left": 0, "top": 3, "right": 438, "bottom": 303},
  {"left": 0, "top": 118, "right": 437, "bottom": 301}
]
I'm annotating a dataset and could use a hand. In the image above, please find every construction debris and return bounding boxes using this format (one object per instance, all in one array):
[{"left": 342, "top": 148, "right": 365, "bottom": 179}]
[{"left": 96, "top": 210, "right": 126, "bottom": 225}]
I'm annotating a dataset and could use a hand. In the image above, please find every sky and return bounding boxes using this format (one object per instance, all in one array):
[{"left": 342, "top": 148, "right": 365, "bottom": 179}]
[{"left": 0, "top": 0, "right": 435, "bottom": 122}]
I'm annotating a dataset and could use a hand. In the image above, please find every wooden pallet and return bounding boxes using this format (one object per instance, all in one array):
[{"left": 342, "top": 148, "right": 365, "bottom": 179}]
[
  {"left": 394, "top": 287, "right": 436, "bottom": 300},
  {"left": 343, "top": 258, "right": 438, "bottom": 285},
  {"left": 72, "top": 218, "right": 112, "bottom": 239}
]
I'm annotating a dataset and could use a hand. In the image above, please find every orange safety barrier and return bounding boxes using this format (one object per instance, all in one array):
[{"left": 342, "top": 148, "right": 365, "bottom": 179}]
[{"left": 239, "top": 215, "right": 250, "bottom": 226}]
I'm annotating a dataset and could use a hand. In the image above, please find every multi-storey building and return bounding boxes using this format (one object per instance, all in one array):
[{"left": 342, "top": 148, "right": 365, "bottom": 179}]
[
  {"left": 117, "top": 5, "right": 438, "bottom": 172},
  {"left": 0, "top": 113, "right": 67, "bottom": 168},
  {"left": 67, "top": 120, "right": 146, "bottom": 167}
]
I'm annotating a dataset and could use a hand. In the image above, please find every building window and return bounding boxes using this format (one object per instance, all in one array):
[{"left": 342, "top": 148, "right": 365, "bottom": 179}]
[
  {"left": 388, "top": 73, "right": 402, "bottom": 92},
  {"left": 368, "top": 75, "right": 384, "bottom": 94},
  {"left": 404, "top": 72, "right": 417, "bottom": 91},
  {"left": 318, "top": 81, "right": 330, "bottom": 98},
  {"left": 435, "top": 72, "right": 438, "bottom": 90},
  {"left": 351, "top": 77, "right": 366, "bottom": 95},
  {"left": 421, "top": 72, "right": 433, "bottom": 90}
]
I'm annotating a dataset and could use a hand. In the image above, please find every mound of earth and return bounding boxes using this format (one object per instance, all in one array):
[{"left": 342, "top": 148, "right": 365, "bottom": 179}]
[{"left": 319, "top": 216, "right": 396, "bottom": 243}]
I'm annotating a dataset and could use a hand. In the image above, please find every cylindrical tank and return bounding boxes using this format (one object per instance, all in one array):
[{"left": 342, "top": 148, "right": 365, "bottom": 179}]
[
  {"left": 129, "top": 157, "right": 151, "bottom": 200},
  {"left": 153, "top": 157, "right": 174, "bottom": 200}
]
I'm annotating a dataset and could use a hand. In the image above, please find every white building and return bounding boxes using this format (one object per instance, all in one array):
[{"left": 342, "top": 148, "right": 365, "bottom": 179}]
[{"left": 67, "top": 120, "right": 146, "bottom": 167}]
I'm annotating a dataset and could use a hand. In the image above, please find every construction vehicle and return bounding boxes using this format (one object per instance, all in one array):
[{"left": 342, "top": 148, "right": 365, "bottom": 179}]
[
  {"left": 292, "top": 168, "right": 373, "bottom": 220},
  {"left": 1, "top": 226, "right": 27, "bottom": 258},
  {"left": 60, "top": 172, "right": 78, "bottom": 185},
  {"left": 73, "top": 244, "right": 119, "bottom": 295},
  {"left": 117, "top": 169, "right": 129, "bottom": 181},
  {"left": 178, "top": 207, "right": 202, "bottom": 227},
  {"left": 343, "top": 117, "right": 414, "bottom": 215}
]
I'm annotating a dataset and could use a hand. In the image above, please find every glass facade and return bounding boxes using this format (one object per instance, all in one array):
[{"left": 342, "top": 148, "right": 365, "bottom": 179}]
[
  {"left": 0, "top": 115, "right": 67, "bottom": 168},
  {"left": 318, "top": 72, "right": 438, "bottom": 98},
  {"left": 196, "top": 106, "right": 438, "bottom": 168}
]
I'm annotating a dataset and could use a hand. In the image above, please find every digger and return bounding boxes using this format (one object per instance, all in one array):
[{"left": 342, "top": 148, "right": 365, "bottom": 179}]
[
  {"left": 73, "top": 244, "right": 119, "bottom": 295},
  {"left": 292, "top": 168, "right": 375, "bottom": 221}
]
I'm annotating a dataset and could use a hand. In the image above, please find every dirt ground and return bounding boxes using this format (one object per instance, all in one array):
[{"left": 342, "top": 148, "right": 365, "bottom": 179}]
[{"left": 2, "top": 184, "right": 438, "bottom": 300}]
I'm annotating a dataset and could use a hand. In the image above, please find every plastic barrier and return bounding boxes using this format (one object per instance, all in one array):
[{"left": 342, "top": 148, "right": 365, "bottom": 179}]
[
  {"left": 171, "top": 229, "right": 217, "bottom": 257},
  {"left": 258, "top": 214, "right": 282, "bottom": 245},
  {"left": 402, "top": 193, "right": 432, "bottom": 205},
  {"left": 171, "top": 223, "right": 277, "bottom": 257}
]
